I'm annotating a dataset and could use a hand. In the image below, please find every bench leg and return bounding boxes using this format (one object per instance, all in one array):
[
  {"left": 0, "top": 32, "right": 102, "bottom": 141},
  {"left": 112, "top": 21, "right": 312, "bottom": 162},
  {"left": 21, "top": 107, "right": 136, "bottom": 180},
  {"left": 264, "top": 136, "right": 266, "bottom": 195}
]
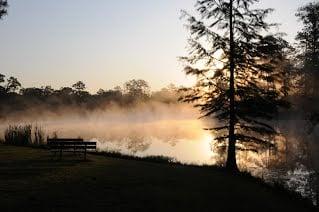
[
  {"left": 59, "top": 148, "right": 62, "bottom": 160},
  {"left": 84, "top": 148, "right": 87, "bottom": 161},
  {"left": 49, "top": 150, "right": 56, "bottom": 160},
  {"left": 316, "top": 171, "right": 319, "bottom": 208}
]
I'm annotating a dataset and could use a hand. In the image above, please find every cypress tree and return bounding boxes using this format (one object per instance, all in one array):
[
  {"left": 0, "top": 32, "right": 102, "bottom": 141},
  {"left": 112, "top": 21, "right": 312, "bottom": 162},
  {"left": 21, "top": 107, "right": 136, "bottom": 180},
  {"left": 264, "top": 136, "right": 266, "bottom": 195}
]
[
  {"left": 296, "top": 2, "right": 319, "bottom": 97},
  {"left": 180, "top": 0, "right": 289, "bottom": 172},
  {"left": 0, "top": 0, "right": 8, "bottom": 19}
]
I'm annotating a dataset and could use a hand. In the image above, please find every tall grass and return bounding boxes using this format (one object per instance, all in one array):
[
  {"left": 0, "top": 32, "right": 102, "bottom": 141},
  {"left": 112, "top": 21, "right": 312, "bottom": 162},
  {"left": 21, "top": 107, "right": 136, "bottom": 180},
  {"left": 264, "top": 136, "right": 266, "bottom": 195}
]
[
  {"left": 34, "top": 124, "right": 45, "bottom": 145},
  {"left": 4, "top": 124, "right": 32, "bottom": 146},
  {"left": 4, "top": 124, "right": 46, "bottom": 146}
]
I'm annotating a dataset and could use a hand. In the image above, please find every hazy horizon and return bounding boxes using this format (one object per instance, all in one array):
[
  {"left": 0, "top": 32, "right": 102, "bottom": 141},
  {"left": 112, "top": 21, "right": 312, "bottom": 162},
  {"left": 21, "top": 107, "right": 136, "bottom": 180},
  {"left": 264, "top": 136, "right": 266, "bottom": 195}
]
[{"left": 0, "top": 0, "right": 315, "bottom": 92}]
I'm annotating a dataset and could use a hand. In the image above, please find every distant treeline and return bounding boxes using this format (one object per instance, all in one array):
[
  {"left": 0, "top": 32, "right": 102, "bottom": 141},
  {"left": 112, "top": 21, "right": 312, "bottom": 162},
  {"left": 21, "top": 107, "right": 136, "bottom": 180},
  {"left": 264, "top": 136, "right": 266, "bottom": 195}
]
[{"left": 0, "top": 74, "right": 179, "bottom": 119}]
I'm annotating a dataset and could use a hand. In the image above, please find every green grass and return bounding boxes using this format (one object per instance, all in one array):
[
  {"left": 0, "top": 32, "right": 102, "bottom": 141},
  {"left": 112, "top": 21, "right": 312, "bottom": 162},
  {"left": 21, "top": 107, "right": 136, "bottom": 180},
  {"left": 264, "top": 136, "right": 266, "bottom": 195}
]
[{"left": 0, "top": 145, "right": 315, "bottom": 211}]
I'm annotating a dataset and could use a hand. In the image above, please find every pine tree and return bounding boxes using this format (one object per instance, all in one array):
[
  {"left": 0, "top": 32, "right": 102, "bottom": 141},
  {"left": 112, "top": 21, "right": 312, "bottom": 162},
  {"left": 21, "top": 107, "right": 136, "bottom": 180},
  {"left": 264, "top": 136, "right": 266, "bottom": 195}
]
[
  {"left": 296, "top": 2, "right": 319, "bottom": 97},
  {"left": 0, "top": 0, "right": 8, "bottom": 19},
  {"left": 180, "top": 0, "right": 289, "bottom": 172}
]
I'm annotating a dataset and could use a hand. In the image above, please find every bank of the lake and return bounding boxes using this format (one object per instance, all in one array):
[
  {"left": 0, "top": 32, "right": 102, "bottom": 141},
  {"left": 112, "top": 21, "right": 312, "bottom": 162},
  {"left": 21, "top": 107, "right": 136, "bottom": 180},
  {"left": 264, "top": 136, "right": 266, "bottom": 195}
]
[{"left": 0, "top": 145, "right": 314, "bottom": 211}]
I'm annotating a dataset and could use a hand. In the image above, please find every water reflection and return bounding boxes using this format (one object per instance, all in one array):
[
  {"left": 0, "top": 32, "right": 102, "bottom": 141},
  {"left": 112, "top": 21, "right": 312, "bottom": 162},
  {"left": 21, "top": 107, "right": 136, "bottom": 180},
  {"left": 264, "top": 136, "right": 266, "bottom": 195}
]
[
  {"left": 0, "top": 102, "right": 316, "bottom": 204},
  {"left": 94, "top": 133, "right": 215, "bottom": 165},
  {"left": 0, "top": 103, "right": 216, "bottom": 164}
]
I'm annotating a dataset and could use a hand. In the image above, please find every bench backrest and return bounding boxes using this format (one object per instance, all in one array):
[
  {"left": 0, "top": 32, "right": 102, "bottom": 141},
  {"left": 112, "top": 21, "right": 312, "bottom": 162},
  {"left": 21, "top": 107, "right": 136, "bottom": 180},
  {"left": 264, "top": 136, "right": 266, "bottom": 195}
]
[
  {"left": 47, "top": 138, "right": 84, "bottom": 142},
  {"left": 47, "top": 138, "right": 96, "bottom": 150}
]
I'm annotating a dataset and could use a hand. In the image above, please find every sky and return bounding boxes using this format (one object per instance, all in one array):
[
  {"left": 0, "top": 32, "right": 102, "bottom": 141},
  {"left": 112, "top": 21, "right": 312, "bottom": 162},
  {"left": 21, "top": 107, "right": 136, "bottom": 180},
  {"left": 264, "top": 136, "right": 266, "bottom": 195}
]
[{"left": 0, "top": 0, "right": 315, "bottom": 92}]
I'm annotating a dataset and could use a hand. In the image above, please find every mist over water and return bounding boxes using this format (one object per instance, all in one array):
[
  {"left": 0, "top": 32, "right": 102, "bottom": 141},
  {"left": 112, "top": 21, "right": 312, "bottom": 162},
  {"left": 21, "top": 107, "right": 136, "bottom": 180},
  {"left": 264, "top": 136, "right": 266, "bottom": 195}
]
[
  {"left": 0, "top": 102, "right": 216, "bottom": 164},
  {"left": 1, "top": 100, "right": 318, "bottom": 202},
  {"left": 1, "top": 99, "right": 318, "bottom": 202}
]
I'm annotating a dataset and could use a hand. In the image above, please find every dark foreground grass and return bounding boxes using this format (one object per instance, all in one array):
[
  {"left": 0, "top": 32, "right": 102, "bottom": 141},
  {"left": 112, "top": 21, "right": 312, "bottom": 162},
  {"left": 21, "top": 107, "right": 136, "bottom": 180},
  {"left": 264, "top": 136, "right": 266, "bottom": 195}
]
[{"left": 0, "top": 145, "right": 315, "bottom": 212}]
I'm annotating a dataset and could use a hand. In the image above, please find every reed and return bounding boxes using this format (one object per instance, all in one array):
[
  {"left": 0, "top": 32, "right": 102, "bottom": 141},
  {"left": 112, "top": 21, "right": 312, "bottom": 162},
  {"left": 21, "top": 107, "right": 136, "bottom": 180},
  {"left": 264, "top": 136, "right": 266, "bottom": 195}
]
[
  {"left": 4, "top": 124, "right": 32, "bottom": 146},
  {"left": 4, "top": 124, "right": 46, "bottom": 146}
]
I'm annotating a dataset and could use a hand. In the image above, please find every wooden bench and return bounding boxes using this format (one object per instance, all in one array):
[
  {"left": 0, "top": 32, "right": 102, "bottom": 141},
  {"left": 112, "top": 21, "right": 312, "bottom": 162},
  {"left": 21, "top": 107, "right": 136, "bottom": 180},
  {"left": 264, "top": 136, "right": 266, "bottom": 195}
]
[{"left": 47, "top": 138, "right": 97, "bottom": 160}]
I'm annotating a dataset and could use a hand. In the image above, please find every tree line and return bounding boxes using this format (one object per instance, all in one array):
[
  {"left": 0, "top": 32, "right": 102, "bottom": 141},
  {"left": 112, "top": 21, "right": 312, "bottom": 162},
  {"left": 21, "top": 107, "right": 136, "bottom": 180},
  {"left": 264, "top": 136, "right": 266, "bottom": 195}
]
[{"left": 0, "top": 76, "right": 179, "bottom": 119}]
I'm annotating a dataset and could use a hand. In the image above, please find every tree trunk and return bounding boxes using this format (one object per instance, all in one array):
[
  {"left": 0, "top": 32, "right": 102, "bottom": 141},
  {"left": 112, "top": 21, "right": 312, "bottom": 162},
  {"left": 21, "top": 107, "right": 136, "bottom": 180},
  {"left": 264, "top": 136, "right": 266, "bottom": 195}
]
[{"left": 226, "top": 0, "right": 239, "bottom": 172}]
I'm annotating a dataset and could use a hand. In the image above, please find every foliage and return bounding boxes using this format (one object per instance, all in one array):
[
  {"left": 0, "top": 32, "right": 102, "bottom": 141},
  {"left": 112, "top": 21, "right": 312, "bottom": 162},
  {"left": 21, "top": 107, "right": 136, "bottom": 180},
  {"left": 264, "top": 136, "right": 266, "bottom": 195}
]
[
  {"left": 124, "top": 79, "right": 150, "bottom": 100},
  {"left": 180, "top": 0, "right": 290, "bottom": 171},
  {"left": 296, "top": 2, "right": 319, "bottom": 97},
  {"left": 0, "top": 75, "right": 179, "bottom": 119},
  {"left": 5, "top": 77, "right": 21, "bottom": 93},
  {"left": 72, "top": 81, "right": 86, "bottom": 92},
  {"left": 0, "top": 0, "right": 7, "bottom": 19},
  {"left": 0, "top": 75, "right": 21, "bottom": 95}
]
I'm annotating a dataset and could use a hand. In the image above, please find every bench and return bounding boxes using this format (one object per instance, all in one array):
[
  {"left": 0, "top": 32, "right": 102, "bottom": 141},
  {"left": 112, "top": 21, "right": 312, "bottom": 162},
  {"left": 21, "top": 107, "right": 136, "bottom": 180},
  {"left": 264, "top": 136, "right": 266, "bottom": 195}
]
[{"left": 47, "top": 138, "right": 97, "bottom": 160}]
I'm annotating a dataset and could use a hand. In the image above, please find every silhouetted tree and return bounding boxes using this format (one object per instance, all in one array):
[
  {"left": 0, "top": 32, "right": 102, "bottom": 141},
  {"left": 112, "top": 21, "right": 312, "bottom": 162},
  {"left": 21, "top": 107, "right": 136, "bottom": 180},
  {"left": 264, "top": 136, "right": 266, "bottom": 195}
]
[
  {"left": 296, "top": 2, "right": 319, "bottom": 97},
  {"left": 0, "top": 73, "right": 5, "bottom": 94},
  {"left": 282, "top": 50, "right": 297, "bottom": 97},
  {"left": 181, "top": 0, "right": 289, "bottom": 171},
  {"left": 124, "top": 79, "right": 150, "bottom": 101},
  {"left": 296, "top": 2, "right": 319, "bottom": 139},
  {"left": 72, "top": 81, "right": 86, "bottom": 92},
  {"left": 72, "top": 81, "right": 89, "bottom": 102},
  {"left": 0, "top": 0, "right": 8, "bottom": 19},
  {"left": 0, "top": 73, "right": 4, "bottom": 83},
  {"left": 152, "top": 84, "right": 179, "bottom": 103},
  {"left": 113, "top": 86, "right": 122, "bottom": 93},
  {"left": 296, "top": 5, "right": 319, "bottom": 197},
  {"left": 0, "top": 74, "right": 23, "bottom": 95},
  {"left": 0, "top": 75, "right": 179, "bottom": 118},
  {"left": 56, "top": 87, "right": 74, "bottom": 105},
  {"left": 5, "top": 77, "right": 21, "bottom": 93},
  {"left": 97, "top": 88, "right": 122, "bottom": 101},
  {"left": 41, "top": 86, "right": 54, "bottom": 97},
  {"left": 20, "top": 87, "right": 44, "bottom": 97}
]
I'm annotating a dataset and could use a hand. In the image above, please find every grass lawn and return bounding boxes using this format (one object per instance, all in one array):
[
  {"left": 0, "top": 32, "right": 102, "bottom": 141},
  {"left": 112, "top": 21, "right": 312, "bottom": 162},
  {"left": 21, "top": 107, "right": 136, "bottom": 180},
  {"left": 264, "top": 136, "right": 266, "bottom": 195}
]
[{"left": 0, "top": 145, "right": 315, "bottom": 211}]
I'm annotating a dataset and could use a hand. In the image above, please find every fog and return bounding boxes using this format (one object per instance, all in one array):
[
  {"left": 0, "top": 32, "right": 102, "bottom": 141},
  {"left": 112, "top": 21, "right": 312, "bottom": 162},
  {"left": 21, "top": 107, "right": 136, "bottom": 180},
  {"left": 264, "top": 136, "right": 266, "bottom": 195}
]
[
  {"left": 1, "top": 97, "right": 318, "bottom": 202},
  {"left": 0, "top": 101, "right": 216, "bottom": 164},
  {"left": 2, "top": 99, "right": 318, "bottom": 168}
]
